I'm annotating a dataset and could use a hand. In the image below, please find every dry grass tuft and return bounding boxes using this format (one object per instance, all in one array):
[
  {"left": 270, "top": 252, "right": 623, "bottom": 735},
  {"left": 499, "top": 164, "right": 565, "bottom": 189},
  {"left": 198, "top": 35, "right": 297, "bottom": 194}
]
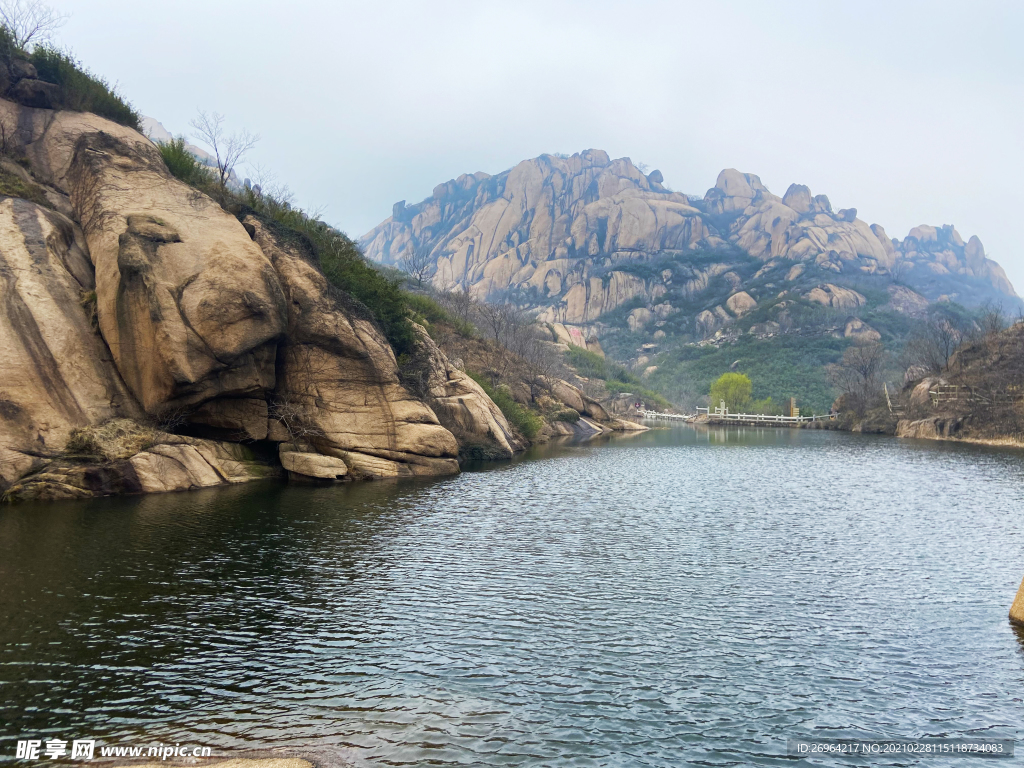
[{"left": 65, "top": 419, "right": 158, "bottom": 460}]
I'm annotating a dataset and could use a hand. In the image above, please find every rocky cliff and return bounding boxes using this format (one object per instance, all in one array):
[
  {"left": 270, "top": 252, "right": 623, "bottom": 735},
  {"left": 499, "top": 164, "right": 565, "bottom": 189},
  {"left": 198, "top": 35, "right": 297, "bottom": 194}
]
[
  {"left": 360, "top": 152, "right": 1017, "bottom": 343},
  {"left": 0, "top": 92, "right": 544, "bottom": 499}
]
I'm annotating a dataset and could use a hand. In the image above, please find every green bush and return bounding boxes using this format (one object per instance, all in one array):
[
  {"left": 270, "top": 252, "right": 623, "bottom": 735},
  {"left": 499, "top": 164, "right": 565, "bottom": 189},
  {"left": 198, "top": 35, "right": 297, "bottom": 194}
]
[
  {"left": 27, "top": 46, "right": 140, "bottom": 129},
  {"left": 553, "top": 408, "right": 581, "bottom": 423},
  {"left": 158, "top": 137, "right": 212, "bottom": 187},
  {"left": 566, "top": 345, "right": 608, "bottom": 378},
  {"left": 466, "top": 371, "right": 543, "bottom": 439}
]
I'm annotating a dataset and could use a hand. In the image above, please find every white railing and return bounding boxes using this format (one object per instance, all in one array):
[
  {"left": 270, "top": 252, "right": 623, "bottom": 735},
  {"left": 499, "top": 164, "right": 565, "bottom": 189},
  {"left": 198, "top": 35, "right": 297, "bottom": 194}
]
[
  {"left": 711, "top": 412, "right": 828, "bottom": 423},
  {"left": 637, "top": 410, "right": 693, "bottom": 421},
  {"left": 637, "top": 406, "right": 835, "bottom": 425}
]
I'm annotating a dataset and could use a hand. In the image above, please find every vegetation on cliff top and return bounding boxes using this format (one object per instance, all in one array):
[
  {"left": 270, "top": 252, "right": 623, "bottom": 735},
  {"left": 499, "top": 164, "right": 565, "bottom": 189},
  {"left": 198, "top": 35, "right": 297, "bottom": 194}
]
[
  {"left": 27, "top": 45, "right": 139, "bottom": 128},
  {"left": 466, "top": 371, "right": 543, "bottom": 439},
  {"left": 0, "top": 23, "right": 139, "bottom": 129}
]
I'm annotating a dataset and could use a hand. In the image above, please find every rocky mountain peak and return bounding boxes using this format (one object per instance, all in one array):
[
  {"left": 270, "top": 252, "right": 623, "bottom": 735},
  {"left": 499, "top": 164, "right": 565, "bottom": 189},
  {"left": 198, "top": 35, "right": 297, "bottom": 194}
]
[{"left": 360, "top": 149, "right": 1018, "bottom": 345}]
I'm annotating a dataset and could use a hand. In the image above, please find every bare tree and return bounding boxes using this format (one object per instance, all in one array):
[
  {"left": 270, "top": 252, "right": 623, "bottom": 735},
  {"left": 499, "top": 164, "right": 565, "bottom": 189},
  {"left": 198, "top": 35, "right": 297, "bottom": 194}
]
[
  {"left": 0, "top": 0, "right": 67, "bottom": 49},
  {"left": 435, "top": 287, "right": 473, "bottom": 325},
  {"left": 400, "top": 247, "right": 433, "bottom": 285},
  {"left": 190, "top": 110, "right": 260, "bottom": 190},
  {"left": 889, "top": 256, "right": 910, "bottom": 284},
  {"left": 906, "top": 312, "right": 966, "bottom": 374},
  {"left": 269, "top": 344, "right": 332, "bottom": 442},
  {"left": 976, "top": 301, "right": 1007, "bottom": 339},
  {"left": 827, "top": 342, "right": 887, "bottom": 415},
  {"left": 474, "top": 300, "right": 514, "bottom": 346}
]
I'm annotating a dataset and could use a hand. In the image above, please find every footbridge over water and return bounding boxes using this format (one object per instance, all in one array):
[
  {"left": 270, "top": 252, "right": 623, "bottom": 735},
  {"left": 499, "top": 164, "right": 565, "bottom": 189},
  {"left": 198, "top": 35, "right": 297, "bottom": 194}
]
[{"left": 638, "top": 405, "right": 836, "bottom": 428}]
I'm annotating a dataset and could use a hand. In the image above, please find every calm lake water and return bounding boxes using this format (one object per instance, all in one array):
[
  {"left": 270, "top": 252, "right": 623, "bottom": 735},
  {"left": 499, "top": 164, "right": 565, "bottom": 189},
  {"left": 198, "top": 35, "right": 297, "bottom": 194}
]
[{"left": 2, "top": 426, "right": 1024, "bottom": 767}]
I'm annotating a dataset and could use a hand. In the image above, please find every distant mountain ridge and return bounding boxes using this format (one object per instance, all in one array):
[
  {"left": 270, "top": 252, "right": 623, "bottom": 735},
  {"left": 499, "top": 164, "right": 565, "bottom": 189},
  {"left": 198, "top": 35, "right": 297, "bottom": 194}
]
[{"left": 359, "top": 150, "right": 1017, "bottom": 337}]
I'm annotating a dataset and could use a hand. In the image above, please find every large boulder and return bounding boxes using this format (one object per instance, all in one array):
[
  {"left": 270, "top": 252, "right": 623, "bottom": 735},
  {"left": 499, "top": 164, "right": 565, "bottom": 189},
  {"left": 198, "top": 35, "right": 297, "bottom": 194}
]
[
  {"left": 279, "top": 443, "right": 348, "bottom": 481},
  {"left": 0, "top": 103, "right": 289, "bottom": 420},
  {"left": 695, "top": 305, "right": 732, "bottom": 338},
  {"left": 805, "top": 283, "right": 867, "bottom": 310},
  {"left": 546, "top": 378, "right": 586, "bottom": 413},
  {"left": 407, "top": 323, "right": 522, "bottom": 459},
  {"left": 246, "top": 217, "right": 460, "bottom": 478},
  {"left": 627, "top": 306, "right": 653, "bottom": 331},
  {"left": 0, "top": 197, "right": 139, "bottom": 489},
  {"left": 9, "top": 78, "right": 60, "bottom": 109},
  {"left": 726, "top": 290, "right": 756, "bottom": 316},
  {"left": 885, "top": 284, "right": 929, "bottom": 317},
  {"left": 843, "top": 317, "right": 881, "bottom": 342}
]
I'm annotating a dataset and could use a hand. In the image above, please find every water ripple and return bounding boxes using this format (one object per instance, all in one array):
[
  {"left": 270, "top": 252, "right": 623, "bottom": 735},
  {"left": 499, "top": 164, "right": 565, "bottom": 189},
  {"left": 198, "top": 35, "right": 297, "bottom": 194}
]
[{"left": 2, "top": 428, "right": 1024, "bottom": 766}]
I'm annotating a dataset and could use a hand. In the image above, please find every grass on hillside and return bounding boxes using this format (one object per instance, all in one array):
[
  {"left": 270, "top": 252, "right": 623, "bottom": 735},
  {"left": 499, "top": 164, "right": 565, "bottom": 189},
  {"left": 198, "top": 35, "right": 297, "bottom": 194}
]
[
  {"left": 0, "top": 165, "right": 51, "bottom": 208},
  {"left": 157, "top": 138, "right": 212, "bottom": 187},
  {"left": 247, "top": 188, "right": 418, "bottom": 355},
  {"left": 0, "top": 26, "right": 139, "bottom": 129},
  {"left": 649, "top": 335, "right": 846, "bottom": 414},
  {"left": 27, "top": 45, "right": 140, "bottom": 128},
  {"left": 405, "top": 292, "right": 475, "bottom": 338},
  {"left": 466, "top": 371, "right": 543, "bottom": 439},
  {"left": 566, "top": 345, "right": 673, "bottom": 410}
]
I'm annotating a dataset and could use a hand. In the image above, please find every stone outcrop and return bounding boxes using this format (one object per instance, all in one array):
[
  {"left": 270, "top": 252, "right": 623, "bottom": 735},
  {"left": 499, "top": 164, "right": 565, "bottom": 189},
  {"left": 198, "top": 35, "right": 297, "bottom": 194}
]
[
  {"left": 885, "top": 284, "right": 930, "bottom": 317},
  {"left": 1, "top": 96, "right": 525, "bottom": 499},
  {"left": 0, "top": 102, "right": 289, "bottom": 429},
  {"left": 360, "top": 150, "right": 724, "bottom": 325},
  {"left": 546, "top": 321, "right": 604, "bottom": 355},
  {"left": 725, "top": 291, "right": 756, "bottom": 316},
  {"left": 0, "top": 196, "right": 139, "bottom": 488},
  {"left": 804, "top": 284, "right": 867, "bottom": 310},
  {"left": 1, "top": 57, "right": 60, "bottom": 110},
  {"left": 4, "top": 420, "right": 275, "bottom": 500},
  {"left": 279, "top": 443, "right": 348, "bottom": 481},
  {"left": 696, "top": 305, "right": 733, "bottom": 339},
  {"left": 843, "top": 317, "right": 881, "bottom": 342},
  {"left": 899, "top": 226, "right": 1014, "bottom": 297},
  {"left": 709, "top": 174, "right": 896, "bottom": 272},
  {"left": 407, "top": 324, "right": 523, "bottom": 460},
  {"left": 895, "top": 417, "right": 967, "bottom": 440},
  {"left": 246, "top": 218, "right": 460, "bottom": 479},
  {"left": 1011, "top": 577, "right": 1024, "bottom": 625}
]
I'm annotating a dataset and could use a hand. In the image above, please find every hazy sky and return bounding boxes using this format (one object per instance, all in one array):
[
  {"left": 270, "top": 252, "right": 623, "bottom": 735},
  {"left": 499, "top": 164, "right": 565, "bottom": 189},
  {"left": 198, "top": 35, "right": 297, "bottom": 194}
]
[{"left": 56, "top": 0, "right": 1024, "bottom": 293}]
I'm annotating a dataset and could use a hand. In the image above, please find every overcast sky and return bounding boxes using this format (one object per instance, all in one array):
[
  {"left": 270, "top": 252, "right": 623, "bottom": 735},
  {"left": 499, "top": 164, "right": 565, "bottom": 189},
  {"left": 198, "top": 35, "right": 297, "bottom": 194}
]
[{"left": 56, "top": 0, "right": 1024, "bottom": 293}]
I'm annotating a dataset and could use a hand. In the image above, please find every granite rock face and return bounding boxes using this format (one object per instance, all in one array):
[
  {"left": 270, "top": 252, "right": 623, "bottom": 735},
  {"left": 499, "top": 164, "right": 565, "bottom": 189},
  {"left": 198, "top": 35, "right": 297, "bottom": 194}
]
[
  {"left": 361, "top": 150, "right": 724, "bottom": 328},
  {"left": 5, "top": 420, "right": 275, "bottom": 501},
  {"left": 0, "top": 97, "right": 512, "bottom": 498},
  {"left": 246, "top": 217, "right": 460, "bottom": 479},
  {"left": 360, "top": 152, "right": 1018, "bottom": 349},
  {"left": 408, "top": 324, "right": 524, "bottom": 460},
  {"left": 1, "top": 102, "right": 289, "bottom": 425},
  {"left": 0, "top": 197, "right": 139, "bottom": 488}
]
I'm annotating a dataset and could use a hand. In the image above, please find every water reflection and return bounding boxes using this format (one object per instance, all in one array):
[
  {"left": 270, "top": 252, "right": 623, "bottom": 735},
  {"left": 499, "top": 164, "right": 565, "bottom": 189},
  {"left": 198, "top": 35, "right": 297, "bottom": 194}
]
[{"left": 2, "top": 426, "right": 1023, "bottom": 766}]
